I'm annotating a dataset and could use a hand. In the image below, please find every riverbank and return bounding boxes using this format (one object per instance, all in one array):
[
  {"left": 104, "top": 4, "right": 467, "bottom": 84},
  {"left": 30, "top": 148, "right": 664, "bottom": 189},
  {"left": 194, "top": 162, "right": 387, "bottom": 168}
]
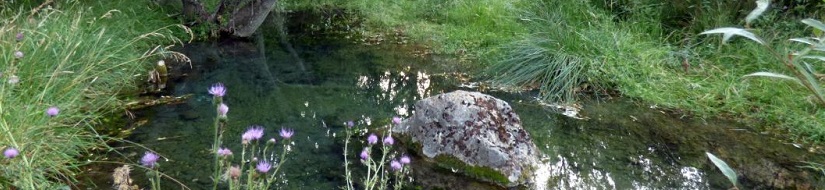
[
  {"left": 284, "top": 1, "right": 825, "bottom": 145},
  {"left": 0, "top": 1, "right": 186, "bottom": 188}
]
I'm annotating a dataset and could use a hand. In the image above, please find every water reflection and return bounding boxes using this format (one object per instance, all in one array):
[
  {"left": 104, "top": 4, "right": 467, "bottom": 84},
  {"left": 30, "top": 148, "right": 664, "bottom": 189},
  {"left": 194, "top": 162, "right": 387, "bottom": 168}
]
[
  {"left": 680, "top": 167, "right": 706, "bottom": 189},
  {"left": 416, "top": 71, "right": 431, "bottom": 99}
]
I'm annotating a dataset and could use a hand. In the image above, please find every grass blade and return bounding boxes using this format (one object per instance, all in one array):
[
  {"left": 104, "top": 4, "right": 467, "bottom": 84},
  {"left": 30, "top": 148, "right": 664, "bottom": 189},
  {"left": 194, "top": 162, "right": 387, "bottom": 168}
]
[
  {"left": 790, "top": 37, "right": 817, "bottom": 45},
  {"left": 802, "top": 19, "right": 825, "bottom": 33},
  {"left": 745, "top": 0, "right": 770, "bottom": 26},
  {"left": 700, "top": 27, "right": 764, "bottom": 44},
  {"left": 801, "top": 55, "right": 825, "bottom": 62},
  {"left": 798, "top": 62, "right": 825, "bottom": 102},
  {"left": 706, "top": 152, "right": 739, "bottom": 187},
  {"left": 743, "top": 72, "right": 801, "bottom": 84}
]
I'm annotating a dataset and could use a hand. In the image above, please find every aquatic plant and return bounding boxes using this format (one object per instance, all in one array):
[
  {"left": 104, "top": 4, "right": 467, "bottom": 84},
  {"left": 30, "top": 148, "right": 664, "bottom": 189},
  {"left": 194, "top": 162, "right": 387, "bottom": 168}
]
[
  {"left": 700, "top": 0, "right": 825, "bottom": 107},
  {"left": 343, "top": 118, "right": 411, "bottom": 190}
]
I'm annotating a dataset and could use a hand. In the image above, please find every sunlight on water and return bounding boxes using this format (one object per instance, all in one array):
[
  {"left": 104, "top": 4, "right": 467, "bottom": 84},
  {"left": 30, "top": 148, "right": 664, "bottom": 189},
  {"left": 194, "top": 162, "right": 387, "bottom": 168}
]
[
  {"left": 378, "top": 71, "right": 397, "bottom": 102},
  {"left": 357, "top": 75, "right": 369, "bottom": 88},
  {"left": 416, "top": 71, "right": 431, "bottom": 99},
  {"left": 533, "top": 155, "right": 618, "bottom": 190},
  {"left": 394, "top": 102, "right": 409, "bottom": 117},
  {"left": 680, "top": 167, "right": 706, "bottom": 189}
]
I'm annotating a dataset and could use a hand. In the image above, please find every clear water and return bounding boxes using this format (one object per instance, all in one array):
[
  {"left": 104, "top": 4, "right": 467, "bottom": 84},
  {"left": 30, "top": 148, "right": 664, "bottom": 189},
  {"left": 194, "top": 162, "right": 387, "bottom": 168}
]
[{"left": 113, "top": 35, "right": 825, "bottom": 190}]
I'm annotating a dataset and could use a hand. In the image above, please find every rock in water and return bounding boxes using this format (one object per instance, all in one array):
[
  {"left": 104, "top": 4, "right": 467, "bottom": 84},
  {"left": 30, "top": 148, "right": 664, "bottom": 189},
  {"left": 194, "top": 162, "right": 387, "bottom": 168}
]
[{"left": 393, "top": 90, "right": 539, "bottom": 187}]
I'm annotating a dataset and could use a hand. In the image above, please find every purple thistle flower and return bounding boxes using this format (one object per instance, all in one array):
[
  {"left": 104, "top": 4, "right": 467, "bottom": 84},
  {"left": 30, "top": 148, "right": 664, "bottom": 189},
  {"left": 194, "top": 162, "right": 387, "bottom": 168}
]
[
  {"left": 279, "top": 128, "right": 294, "bottom": 139},
  {"left": 392, "top": 116, "right": 402, "bottom": 124},
  {"left": 15, "top": 32, "right": 24, "bottom": 42},
  {"left": 217, "top": 103, "right": 229, "bottom": 118},
  {"left": 242, "top": 126, "right": 265, "bottom": 141},
  {"left": 4, "top": 147, "right": 19, "bottom": 159},
  {"left": 359, "top": 149, "right": 369, "bottom": 161},
  {"left": 390, "top": 160, "right": 402, "bottom": 171},
  {"left": 14, "top": 51, "right": 23, "bottom": 59},
  {"left": 208, "top": 83, "right": 226, "bottom": 97},
  {"left": 346, "top": 120, "right": 354, "bottom": 128},
  {"left": 228, "top": 166, "right": 242, "bottom": 179},
  {"left": 217, "top": 148, "right": 232, "bottom": 156},
  {"left": 400, "top": 155, "right": 411, "bottom": 164},
  {"left": 256, "top": 161, "right": 272, "bottom": 173},
  {"left": 367, "top": 134, "right": 378, "bottom": 145},
  {"left": 383, "top": 135, "right": 394, "bottom": 145},
  {"left": 141, "top": 152, "right": 160, "bottom": 168},
  {"left": 46, "top": 106, "right": 59, "bottom": 117}
]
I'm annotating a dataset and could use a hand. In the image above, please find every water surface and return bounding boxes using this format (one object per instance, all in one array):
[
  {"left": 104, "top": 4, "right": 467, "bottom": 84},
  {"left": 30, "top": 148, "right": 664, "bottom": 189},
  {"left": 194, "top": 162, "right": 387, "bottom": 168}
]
[{"left": 119, "top": 34, "right": 824, "bottom": 190}]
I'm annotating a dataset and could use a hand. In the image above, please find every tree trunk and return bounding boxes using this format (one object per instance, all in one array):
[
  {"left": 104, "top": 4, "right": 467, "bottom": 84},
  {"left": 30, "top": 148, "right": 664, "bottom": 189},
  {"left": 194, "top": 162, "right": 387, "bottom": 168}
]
[
  {"left": 180, "top": 0, "right": 277, "bottom": 38},
  {"left": 181, "top": 0, "right": 208, "bottom": 23},
  {"left": 228, "top": 0, "right": 278, "bottom": 37}
]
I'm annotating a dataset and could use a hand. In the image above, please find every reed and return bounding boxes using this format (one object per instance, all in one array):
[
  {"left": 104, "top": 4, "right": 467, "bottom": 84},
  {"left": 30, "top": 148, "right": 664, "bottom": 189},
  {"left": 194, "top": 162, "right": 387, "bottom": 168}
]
[{"left": 0, "top": 1, "right": 188, "bottom": 188}]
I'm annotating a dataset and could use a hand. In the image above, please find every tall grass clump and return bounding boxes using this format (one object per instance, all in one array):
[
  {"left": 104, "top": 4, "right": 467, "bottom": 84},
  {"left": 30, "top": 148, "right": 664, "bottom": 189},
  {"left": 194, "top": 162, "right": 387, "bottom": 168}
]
[
  {"left": 574, "top": 0, "right": 825, "bottom": 142},
  {"left": 688, "top": 0, "right": 825, "bottom": 141},
  {"left": 0, "top": 1, "right": 188, "bottom": 188},
  {"left": 488, "top": 0, "right": 675, "bottom": 103},
  {"left": 489, "top": 37, "right": 584, "bottom": 103}
]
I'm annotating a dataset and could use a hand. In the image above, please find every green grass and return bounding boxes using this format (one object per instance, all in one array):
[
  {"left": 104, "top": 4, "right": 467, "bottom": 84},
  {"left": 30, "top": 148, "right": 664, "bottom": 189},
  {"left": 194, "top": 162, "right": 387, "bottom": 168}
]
[
  {"left": 489, "top": 1, "right": 675, "bottom": 103},
  {"left": 286, "top": 0, "right": 526, "bottom": 57},
  {"left": 0, "top": 1, "right": 187, "bottom": 188}
]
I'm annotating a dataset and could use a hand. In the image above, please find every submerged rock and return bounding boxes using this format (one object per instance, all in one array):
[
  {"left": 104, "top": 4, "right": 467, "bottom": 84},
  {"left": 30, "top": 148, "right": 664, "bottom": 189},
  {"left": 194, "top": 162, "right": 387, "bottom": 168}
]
[{"left": 393, "top": 90, "right": 539, "bottom": 187}]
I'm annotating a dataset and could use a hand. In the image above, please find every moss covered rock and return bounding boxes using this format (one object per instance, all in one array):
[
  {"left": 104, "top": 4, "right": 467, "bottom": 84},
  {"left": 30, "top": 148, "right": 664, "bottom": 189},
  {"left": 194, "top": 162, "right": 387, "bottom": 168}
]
[{"left": 393, "top": 90, "right": 539, "bottom": 187}]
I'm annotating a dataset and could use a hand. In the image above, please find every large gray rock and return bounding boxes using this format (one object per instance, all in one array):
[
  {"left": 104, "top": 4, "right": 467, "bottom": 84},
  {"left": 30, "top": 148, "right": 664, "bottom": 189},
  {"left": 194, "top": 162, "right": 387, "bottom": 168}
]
[{"left": 393, "top": 90, "right": 539, "bottom": 187}]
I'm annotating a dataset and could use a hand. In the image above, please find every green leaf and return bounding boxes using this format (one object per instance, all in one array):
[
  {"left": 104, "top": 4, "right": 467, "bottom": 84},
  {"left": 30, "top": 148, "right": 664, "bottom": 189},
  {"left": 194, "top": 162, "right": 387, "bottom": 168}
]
[
  {"left": 790, "top": 37, "right": 817, "bottom": 45},
  {"left": 798, "top": 62, "right": 825, "bottom": 101},
  {"left": 706, "top": 152, "right": 739, "bottom": 187},
  {"left": 700, "top": 27, "right": 764, "bottom": 44},
  {"left": 802, "top": 55, "right": 825, "bottom": 62},
  {"left": 744, "top": 72, "right": 801, "bottom": 84},
  {"left": 802, "top": 19, "right": 825, "bottom": 32},
  {"left": 745, "top": 0, "right": 770, "bottom": 26}
]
